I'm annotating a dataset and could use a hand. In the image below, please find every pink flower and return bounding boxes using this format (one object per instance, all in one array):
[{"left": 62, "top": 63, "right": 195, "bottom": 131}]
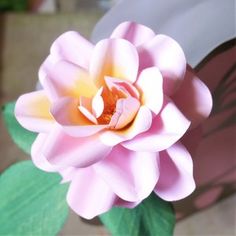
[{"left": 15, "top": 22, "right": 212, "bottom": 219}]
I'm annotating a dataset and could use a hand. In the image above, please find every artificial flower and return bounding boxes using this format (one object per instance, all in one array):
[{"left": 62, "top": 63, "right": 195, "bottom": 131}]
[{"left": 15, "top": 21, "right": 212, "bottom": 219}]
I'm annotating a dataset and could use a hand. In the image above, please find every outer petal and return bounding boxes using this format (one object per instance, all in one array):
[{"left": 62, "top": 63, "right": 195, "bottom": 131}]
[
  {"left": 50, "top": 31, "right": 94, "bottom": 69},
  {"left": 15, "top": 90, "right": 54, "bottom": 133},
  {"left": 67, "top": 167, "right": 116, "bottom": 219},
  {"left": 154, "top": 142, "right": 195, "bottom": 201},
  {"left": 138, "top": 34, "right": 186, "bottom": 95},
  {"left": 173, "top": 65, "right": 213, "bottom": 128},
  {"left": 39, "top": 54, "right": 59, "bottom": 101},
  {"left": 90, "top": 38, "right": 139, "bottom": 87},
  {"left": 100, "top": 106, "right": 152, "bottom": 146},
  {"left": 122, "top": 98, "right": 190, "bottom": 152},
  {"left": 110, "top": 21, "right": 155, "bottom": 47},
  {"left": 31, "top": 133, "right": 60, "bottom": 172},
  {"left": 41, "top": 127, "right": 112, "bottom": 168},
  {"left": 39, "top": 60, "right": 98, "bottom": 100},
  {"left": 51, "top": 97, "right": 107, "bottom": 137},
  {"left": 135, "top": 67, "right": 163, "bottom": 114},
  {"left": 94, "top": 145, "right": 159, "bottom": 202}
]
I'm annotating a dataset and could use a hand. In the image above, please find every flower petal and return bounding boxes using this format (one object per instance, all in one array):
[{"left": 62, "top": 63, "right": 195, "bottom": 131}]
[
  {"left": 122, "top": 98, "right": 191, "bottom": 152},
  {"left": 50, "top": 31, "right": 94, "bottom": 69},
  {"left": 110, "top": 21, "right": 155, "bottom": 47},
  {"left": 78, "top": 96, "right": 98, "bottom": 124},
  {"left": 51, "top": 97, "right": 107, "bottom": 137},
  {"left": 90, "top": 38, "right": 139, "bottom": 87},
  {"left": 154, "top": 142, "right": 195, "bottom": 201},
  {"left": 92, "top": 87, "right": 104, "bottom": 118},
  {"left": 38, "top": 55, "right": 59, "bottom": 101},
  {"left": 173, "top": 65, "right": 213, "bottom": 128},
  {"left": 31, "top": 133, "right": 60, "bottom": 172},
  {"left": 138, "top": 34, "right": 186, "bottom": 95},
  {"left": 104, "top": 76, "right": 140, "bottom": 99},
  {"left": 41, "top": 127, "right": 112, "bottom": 168},
  {"left": 67, "top": 167, "right": 116, "bottom": 219},
  {"left": 94, "top": 145, "right": 159, "bottom": 202},
  {"left": 78, "top": 105, "right": 97, "bottom": 124},
  {"left": 135, "top": 67, "right": 163, "bottom": 114},
  {"left": 109, "top": 97, "right": 140, "bottom": 129},
  {"left": 100, "top": 105, "right": 152, "bottom": 146},
  {"left": 32, "top": 132, "right": 79, "bottom": 181},
  {"left": 15, "top": 90, "right": 54, "bottom": 133},
  {"left": 40, "top": 60, "right": 98, "bottom": 100}
]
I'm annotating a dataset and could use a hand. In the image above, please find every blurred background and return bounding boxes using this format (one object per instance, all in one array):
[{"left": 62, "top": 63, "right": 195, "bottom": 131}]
[{"left": 0, "top": 0, "right": 235, "bottom": 235}]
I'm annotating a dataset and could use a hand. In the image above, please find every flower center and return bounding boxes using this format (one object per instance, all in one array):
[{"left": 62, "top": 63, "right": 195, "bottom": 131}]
[
  {"left": 79, "top": 77, "right": 141, "bottom": 130},
  {"left": 97, "top": 86, "right": 123, "bottom": 125}
]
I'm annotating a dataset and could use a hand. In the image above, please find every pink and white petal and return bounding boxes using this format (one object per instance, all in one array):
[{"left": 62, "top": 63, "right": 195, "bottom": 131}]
[
  {"left": 39, "top": 55, "right": 56, "bottom": 80},
  {"left": 79, "top": 96, "right": 98, "bottom": 124},
  {"left": 41, "top": 126, "right": 112, "bottom": 168},
  {"left": 92, "top": 87, "right": 104, "bottom": 118},
  {"left": 40, "top": 60, "right": 98, "bottom": 100},
  {"left": 136, "top": 67, "right": 163, "bottom": 114},
  {"left": 51, "top": 97, "right": 107, "bottom": 137},
  {"left": 90, "top": 38, "right": 139, "bottom": 87},
  {"left": 154, "top": 142, "right": 195, "bottom": 201},
  {"left": 67, "top": 167, "right": 116, "bottom": 219},
  {"left": 100, "top": 106, "right": 152, "bottom": 146},
  {"left": 110, "top": 21, "right": 155, "bottom": 47},
  {"left": 173, "top": 65, "right": 213, "bottom": 128},
  {"left": 31, "top": 128, "right": 78, "bottom": 175},
  {"left": 80, "top": 96, "right": 92, "bottom": 111},
  {"left": 94, "top": 145, "right": 159, "bottom": 202},
  {"left": 38, "top": 54, "right": 60, "bottom": 99},
  {"left": 15, "top": 90, "right": 54, "bottom": 133},
  {"left": 61, "top": 121, "right": 105, "bottom": 138},
  {"left": 50, "top": 31, "right": 94, "bottom": 69},
  {"left": 78, "top": 106, "right": 97, "bottom": 124},
  {"left": 105, "top": 76, "right": 140, "bottom": 99},
  {"left": 109, "top": 97, "right": 140, "bottom": 129},
  {"left": 138, "top": 34, "right": 186, "bottom": 95},
  {"left": 31, "top": 132, "right": 61, "bottom": 172},
  {"left": 122, "top": 98, "right": 190, "bottom": 152}
]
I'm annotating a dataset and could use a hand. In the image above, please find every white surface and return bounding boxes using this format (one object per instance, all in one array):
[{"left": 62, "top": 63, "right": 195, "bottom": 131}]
[{"left": 91, "top": 0, "right": 235, "bottom": 67}]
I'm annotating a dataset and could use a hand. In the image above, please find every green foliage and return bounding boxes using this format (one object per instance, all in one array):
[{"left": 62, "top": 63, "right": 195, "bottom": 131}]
[
  {"left": 2, "top": 102, "right": 37, "bottom": 154},
  {"left": 0, "top": 161, "right": 69, "bottom": 236},
  {"left": 100, "top": 193, "right": 175, "bottom": 236},
  {"left": 0, "top": 0, "right": 28, "bottom": 12}
]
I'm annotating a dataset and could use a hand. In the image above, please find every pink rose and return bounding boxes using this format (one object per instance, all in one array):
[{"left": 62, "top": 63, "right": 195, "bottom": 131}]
[{"left": 15, "top": 22, "right": 212, "bottom": 219}]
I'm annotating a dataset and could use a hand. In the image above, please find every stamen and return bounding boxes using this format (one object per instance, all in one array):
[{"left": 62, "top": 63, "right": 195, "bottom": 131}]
[{"left": 95, "top": 77, "right": 141, "bottom": 128}]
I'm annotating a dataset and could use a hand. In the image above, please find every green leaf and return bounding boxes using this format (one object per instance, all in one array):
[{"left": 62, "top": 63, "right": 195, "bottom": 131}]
[
  {"left": 2, "top": 102, "right": 37, "bottom": 154},
  {"left": 99, "top": 193, "right": 175, "bottom": 236},
  {"left": 0, "top": 161, "right": 69, "bottom": 236}
]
